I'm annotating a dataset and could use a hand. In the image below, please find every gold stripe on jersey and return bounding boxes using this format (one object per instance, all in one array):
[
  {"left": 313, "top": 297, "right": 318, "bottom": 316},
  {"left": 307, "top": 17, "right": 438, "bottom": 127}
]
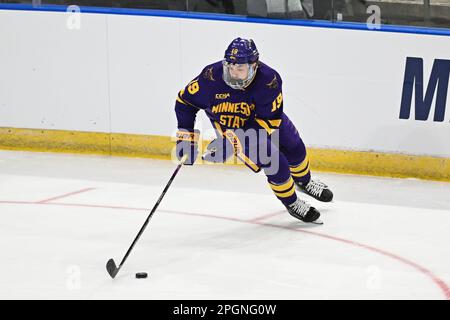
[
  {"left": 255, "top": 119, "right": 275, "bottom": 135},
  {"left": 268, "top": 119, "right": 282, "bottom": 127},
  {"left": 177, "top": 89, "right": 200, "bottom": 109},
  {"left": 255, "top": 118, "right": 282, "bottom": 135},
  {"left": 176, "top": 96, "right": 187, "bottom": 105},
  {"left": 269, "top": 177, "right": 294, "bottom": 192},
  {"left": 290, "top": 156, "right": 309, "bottom": 173},
  {"left": 269, "top": 178, "right": 296, "bottom": 198},
  {"left": 273, "top": 187, "right": 296, "bottom": 198},
  {"left": 290, "top": 157, "right": 310, "bottom": 178},
  {"left": 291, "top": 168, "right": 309, "bottom": 178}
]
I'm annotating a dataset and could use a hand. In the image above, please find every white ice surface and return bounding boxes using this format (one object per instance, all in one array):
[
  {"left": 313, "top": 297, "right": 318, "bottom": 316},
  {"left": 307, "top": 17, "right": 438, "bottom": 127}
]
[{"left": 0, "top": 150, "right": 449, "bottom": 300}]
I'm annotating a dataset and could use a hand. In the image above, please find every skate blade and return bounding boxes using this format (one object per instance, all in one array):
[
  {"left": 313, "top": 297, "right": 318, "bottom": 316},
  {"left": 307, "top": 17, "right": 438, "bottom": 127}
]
[{"left": 310, "top": 219, "right": 323, "bottom": 225}]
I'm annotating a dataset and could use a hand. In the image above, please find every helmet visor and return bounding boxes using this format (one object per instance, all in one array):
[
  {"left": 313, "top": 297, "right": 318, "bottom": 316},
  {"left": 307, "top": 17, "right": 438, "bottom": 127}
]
[{"left": 222, "top": 60, "right": 256, "bottom": 90}]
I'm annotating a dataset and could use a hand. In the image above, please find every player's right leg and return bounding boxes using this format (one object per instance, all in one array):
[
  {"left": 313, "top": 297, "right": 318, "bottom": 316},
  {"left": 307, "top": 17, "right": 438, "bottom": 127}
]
[
  {"left": 263, "top": 154, "right": 321, "bottom": 224},
  {"left": 225, "top": 125, "right": 321, "bottom": 223},
  {"left": 278, "top": 114, "right": 333, "bottom": 202}
]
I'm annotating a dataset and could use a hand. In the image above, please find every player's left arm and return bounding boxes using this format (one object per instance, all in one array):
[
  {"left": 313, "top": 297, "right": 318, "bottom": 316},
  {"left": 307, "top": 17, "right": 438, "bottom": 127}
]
[{"left": 254, "top": 73, "right": 284, "bottom": 135}]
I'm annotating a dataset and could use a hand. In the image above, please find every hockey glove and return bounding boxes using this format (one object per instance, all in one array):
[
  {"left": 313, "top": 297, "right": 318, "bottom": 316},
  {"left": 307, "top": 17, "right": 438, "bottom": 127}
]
[{"left": 176, "top": 129, "right": 200, "bottom": 165}]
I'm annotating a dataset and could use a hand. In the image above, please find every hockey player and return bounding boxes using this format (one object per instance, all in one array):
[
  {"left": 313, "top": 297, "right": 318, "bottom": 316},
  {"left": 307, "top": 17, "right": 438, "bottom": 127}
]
[{"left": 174, "top": 38, "right": 333, "bottom": 223}]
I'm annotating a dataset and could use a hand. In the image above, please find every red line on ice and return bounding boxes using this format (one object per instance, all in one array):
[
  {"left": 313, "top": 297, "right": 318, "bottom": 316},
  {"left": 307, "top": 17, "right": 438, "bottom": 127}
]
[
  {"left": 0, "top": 200, "right": 449, "bottom": 300},
  {"left": 247, "top": 210, "right": 285, "bottom": 223},
  {"left": 36, "top": 188, "right": 96, "bottom": 203}
]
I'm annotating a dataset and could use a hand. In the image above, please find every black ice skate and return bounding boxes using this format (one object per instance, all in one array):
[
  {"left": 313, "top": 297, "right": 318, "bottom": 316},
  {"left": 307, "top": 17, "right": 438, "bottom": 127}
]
[
  {"left": 286, "top": 198, "right": 322, "bottom": 224},
  {"left": 296, "top": 179, "right": 333, "bottom": 202}
]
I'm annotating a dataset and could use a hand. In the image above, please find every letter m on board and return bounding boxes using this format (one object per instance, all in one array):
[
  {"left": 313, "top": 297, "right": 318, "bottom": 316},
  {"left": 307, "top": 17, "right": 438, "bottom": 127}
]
[{"left": 400, "top": 57, "right": 450, "bottom": 122}]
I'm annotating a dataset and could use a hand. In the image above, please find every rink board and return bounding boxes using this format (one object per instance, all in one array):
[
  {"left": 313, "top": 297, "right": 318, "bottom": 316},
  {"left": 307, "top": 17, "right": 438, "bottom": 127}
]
[
  {"left": 1, "top": 127, "right": 449, "bottom": 182},
  {"left": 0, "top": 8, "right": 449, "bottom": 181}
]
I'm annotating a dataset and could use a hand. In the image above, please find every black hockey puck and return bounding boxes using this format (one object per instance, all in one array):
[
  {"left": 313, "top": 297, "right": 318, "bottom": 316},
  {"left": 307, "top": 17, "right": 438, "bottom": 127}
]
[{"left": 135, "top": 272, "right": 148, "bottom": 279}]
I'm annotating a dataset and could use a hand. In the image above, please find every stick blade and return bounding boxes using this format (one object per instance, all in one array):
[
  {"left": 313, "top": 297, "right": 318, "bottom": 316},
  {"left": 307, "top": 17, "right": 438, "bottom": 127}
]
[{"left": 106, "top": 258, "right": 119, "bottom": 279}]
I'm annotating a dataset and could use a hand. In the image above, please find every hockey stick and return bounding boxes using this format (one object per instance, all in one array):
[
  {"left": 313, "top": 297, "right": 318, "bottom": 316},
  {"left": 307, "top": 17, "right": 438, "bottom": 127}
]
[{"left": 106, "top": 155, "right": 188, "bottom": 279}]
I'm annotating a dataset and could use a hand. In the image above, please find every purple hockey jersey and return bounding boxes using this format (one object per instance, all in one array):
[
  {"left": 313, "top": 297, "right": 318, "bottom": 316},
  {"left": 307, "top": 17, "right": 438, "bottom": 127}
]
[{"left": 175, "top": 61, "right": 284, "bottom": 134}]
